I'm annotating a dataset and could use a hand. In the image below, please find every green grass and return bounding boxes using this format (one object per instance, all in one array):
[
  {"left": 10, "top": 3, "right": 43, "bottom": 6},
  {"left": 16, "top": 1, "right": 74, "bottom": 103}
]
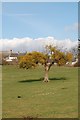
[
  {"left": 2, "top": 65, "right": 78, "bottom": 118},
  {"left": 0, "top": 65, "right": 2, "bottom": 119}
]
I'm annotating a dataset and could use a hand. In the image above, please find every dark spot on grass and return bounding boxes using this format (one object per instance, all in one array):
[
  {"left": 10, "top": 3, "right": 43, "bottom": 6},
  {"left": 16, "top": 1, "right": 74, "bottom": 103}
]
[
  {"left": 61, "top": 87, "right": 68, "bottom": 89},
  {"left": 17, "top": 95, "right": 21, "bottom": 98}
]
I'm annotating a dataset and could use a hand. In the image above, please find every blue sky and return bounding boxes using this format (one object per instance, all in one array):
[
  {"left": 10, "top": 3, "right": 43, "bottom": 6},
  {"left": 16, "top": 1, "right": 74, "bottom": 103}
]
[
  {"left": 0, "top": 2, "right": 2, "bottom": 39},
  {"left": 1, "top": 0, "right": 79, "bottom": 2},
  {"left": 2, "top": 2, "right": 78, "bottom": 41}
]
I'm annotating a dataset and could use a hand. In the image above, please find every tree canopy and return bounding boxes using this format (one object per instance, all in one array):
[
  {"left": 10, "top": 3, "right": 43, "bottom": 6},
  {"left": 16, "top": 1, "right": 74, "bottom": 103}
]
[{"left": 18, "top": 45, "right": 73, "bottom": 82}]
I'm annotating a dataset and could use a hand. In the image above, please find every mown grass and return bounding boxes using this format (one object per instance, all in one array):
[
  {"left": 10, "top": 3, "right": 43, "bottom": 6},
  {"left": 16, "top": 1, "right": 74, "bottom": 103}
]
[
  {"left": 0, "top": 65, "right": 2, "bottom": 119},
  {"left": 2, "top": 65, "right": 78, "bottom": 118}
]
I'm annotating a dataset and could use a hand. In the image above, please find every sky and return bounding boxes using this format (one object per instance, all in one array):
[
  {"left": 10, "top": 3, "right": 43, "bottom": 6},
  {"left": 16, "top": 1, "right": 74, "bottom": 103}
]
[
  {"left": 2, "top": 2, "right": 78, "bottom": 40},
  {"left": 1, "top": 2, "right": 78, "bottom": 52},
  {"left": 1, "top": 0, "right": 79, "bottom": 2},
  {"left": 1, "top": 37, "right": 78, "bottom": 52},
  {"left": 0, "top": 2, "right": 2, "bottom": 39}
]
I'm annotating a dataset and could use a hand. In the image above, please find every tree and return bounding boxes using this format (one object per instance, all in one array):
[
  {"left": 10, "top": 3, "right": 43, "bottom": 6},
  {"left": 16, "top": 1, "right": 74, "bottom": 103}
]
[
  {"left": 18, "top": 46, "right": 73, "bottom": 82},
  {"left": 66, "top": 52, "right": 73, "bottom": 62}
]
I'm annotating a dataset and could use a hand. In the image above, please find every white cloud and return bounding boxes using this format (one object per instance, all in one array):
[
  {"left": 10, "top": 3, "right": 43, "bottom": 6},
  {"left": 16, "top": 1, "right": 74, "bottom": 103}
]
[
  {"left": 4, "top": 13, "right": 33, "bottom": 16},
  {"left": 1, "top": 36, "right": 78, "bottom": 52},
  {"left": 65, "top": 22, "right": 78, "bottom": 32}
]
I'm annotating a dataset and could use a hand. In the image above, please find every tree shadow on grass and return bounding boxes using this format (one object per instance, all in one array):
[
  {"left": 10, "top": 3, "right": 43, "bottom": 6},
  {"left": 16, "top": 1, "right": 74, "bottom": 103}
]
[{"left": 19, "top": 77, "right": 67, "bottom": 83}]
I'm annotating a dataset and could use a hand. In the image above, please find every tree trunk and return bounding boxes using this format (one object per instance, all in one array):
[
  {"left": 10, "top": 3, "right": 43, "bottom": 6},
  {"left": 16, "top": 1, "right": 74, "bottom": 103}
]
[{"left": 43, "top": 63, "right": 50, "bottom": 82}]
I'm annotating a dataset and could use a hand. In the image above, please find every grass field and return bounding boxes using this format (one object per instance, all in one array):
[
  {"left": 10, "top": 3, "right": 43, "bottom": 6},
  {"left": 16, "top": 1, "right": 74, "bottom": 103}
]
[
  {"left": 0, "top": 65, "right": 2, "bottom": 119},
  {"left": 2, "top": 65, "right": 78, "bottom": 118}
]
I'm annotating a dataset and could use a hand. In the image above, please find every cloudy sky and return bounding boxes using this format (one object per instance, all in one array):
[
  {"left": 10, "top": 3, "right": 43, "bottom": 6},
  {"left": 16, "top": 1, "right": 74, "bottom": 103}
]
[
  {"left": 1, "top": 37, "right": 78, "bottom": 52},
  {"left": 1, "top": 2, "right": 78, "bottom": 52}
]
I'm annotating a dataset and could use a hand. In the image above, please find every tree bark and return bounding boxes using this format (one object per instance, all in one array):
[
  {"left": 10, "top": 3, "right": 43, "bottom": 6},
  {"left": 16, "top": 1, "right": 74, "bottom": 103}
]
[{"left": 43, "top": 63, "right": 50, "bottom": 82}]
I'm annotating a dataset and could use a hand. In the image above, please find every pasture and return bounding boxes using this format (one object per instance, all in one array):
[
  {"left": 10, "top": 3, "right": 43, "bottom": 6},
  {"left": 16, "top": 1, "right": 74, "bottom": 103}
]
[
  {"left": 2, "top": 65, "right": 78, "bottom": 118},
  {"left": 0, "top": 65, "right": 2, "bottom": 119}
]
